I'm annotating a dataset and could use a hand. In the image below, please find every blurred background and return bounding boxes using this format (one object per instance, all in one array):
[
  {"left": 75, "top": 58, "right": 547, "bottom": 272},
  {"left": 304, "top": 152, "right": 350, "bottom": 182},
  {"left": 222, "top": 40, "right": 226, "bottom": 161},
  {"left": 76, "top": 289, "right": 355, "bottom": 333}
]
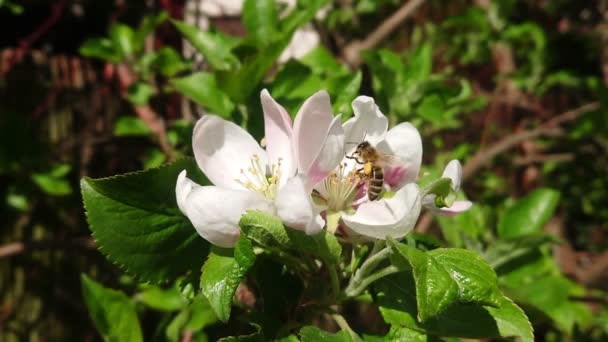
[{"left": 1, "top": 0, "right": 607, "bottom": 340}]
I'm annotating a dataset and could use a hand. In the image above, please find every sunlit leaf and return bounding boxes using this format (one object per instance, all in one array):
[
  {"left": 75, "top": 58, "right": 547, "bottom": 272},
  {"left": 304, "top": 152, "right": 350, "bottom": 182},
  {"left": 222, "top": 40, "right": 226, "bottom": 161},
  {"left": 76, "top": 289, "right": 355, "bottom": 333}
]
[{"left": 81, "top": 275, "right": 143, "bottom": 342}]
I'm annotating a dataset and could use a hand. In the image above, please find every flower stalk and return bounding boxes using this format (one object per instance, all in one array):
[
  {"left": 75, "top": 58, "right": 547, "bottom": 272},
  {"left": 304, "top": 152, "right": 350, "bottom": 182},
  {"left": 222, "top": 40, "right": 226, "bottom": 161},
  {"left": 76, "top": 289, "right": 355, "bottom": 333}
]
[{"left": 345, "top": 243, "right": 394, "bottom": 297}]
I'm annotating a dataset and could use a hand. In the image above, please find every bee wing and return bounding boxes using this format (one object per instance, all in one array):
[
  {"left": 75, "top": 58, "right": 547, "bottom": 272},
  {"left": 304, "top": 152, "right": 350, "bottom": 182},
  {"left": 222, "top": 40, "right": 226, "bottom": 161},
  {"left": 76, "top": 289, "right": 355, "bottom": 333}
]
[{"left": 378, "top": 153, "right": 407, "bottom": 167}]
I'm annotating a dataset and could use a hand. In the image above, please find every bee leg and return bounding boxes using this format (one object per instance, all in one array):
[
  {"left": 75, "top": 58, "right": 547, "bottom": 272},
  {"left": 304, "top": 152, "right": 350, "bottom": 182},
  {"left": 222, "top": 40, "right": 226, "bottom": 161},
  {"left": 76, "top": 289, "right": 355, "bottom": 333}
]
[{"left": 345, "top": 155, "right": 364, "bottom": 164}]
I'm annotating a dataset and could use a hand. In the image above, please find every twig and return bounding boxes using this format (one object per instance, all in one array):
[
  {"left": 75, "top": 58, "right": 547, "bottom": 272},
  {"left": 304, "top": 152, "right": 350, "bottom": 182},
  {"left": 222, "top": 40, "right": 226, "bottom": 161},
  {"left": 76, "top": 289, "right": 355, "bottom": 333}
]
[
  {"left": 462, "top": 102, "right": 600, "bottom": 180},
  {"left": 115, "top": 64, "right": 175, "bottom": 160},
  {"left": 343, "top": 0, "right": 426, "bottom": 67},
  {"left": 0, "top": 238, "right": 97, "bottom": 258},
  {"left": 513, "top": 153, "right": 574, "bottom": 166},
  {"left": 416, "top": 102, "right": 600, "bottom": 234},
  {"left": 576, "top": 251, "right": 608, "bottom": 286},
  {"left": 331, "top": 314, "right": 362, "bottom": 341}
]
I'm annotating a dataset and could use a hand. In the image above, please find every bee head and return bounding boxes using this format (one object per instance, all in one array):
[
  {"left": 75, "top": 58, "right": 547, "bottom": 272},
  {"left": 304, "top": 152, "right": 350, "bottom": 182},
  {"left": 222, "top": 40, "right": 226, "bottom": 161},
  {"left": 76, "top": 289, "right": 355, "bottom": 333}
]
[{"left": 355, "top": 141, "right": 371, "bottom": 153}]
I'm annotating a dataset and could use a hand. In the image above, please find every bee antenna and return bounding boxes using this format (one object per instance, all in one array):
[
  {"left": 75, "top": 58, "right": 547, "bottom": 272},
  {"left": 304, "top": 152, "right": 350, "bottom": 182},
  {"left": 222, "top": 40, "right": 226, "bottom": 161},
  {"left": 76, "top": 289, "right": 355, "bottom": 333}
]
[{"left": 345, "top": 141, "right": 359, "bottom": 146}]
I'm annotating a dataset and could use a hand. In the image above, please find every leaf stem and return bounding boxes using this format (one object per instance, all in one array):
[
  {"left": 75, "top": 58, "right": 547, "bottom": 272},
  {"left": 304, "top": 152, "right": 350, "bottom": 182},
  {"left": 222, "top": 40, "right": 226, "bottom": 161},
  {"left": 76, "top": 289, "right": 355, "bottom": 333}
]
[
  {"left": 345, "top": 245, "right": 393, "bottom": 297},
  {"left": 345, "top": 265, "right": 400, "bottom": 297},
  {"left": 327, "top": 263, "right": 340, "bottom": 300},
  {"left": 331, "top": 313, "right": 362, "bottom": 342}
]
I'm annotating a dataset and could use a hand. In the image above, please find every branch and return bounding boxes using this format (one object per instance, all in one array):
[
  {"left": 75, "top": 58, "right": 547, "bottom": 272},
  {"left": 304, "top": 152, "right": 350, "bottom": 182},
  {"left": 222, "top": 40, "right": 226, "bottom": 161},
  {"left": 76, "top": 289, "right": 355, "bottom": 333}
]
[
  {"left": 416, "top": 102, "right": 600, "bottom": 233},
  {"left": 0, "top": 238, "right": 97, "bottom": 258},
  {"left": 115, "top": 64, "right": 175, "bottom": 160},
  {"left": 343, "top": 0, "right": 426, "bottom": 67},
  {"left": 462, "top": 102, "right": 600, "bottom": 180}
]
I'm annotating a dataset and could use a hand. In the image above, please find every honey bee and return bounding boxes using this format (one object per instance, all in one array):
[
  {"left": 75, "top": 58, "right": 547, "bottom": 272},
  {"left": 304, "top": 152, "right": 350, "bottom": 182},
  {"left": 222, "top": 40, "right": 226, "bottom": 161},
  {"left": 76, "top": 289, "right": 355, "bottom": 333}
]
[{"left": 346, "top": 141, "right": 402, "bottom": 201}]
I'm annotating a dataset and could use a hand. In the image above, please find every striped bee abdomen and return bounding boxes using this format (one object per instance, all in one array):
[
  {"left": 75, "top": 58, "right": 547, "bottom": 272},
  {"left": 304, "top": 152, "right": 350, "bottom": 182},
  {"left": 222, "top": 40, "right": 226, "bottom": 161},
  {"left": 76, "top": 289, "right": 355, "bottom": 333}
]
[{"left": 367, "top": 165, "right": 384, "bottom": 200}]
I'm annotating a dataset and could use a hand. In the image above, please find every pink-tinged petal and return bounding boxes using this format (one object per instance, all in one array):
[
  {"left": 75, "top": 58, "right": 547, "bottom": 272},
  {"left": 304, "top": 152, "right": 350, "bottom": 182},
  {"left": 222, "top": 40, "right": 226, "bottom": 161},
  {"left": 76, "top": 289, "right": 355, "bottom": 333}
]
[
  {"left": 381, "top": 122, "right": 422, "bottom": 188},
  {"left": 306, "top": 115, "right": 345, "bottom": 189},
  {"left": 293, "top": 90, "right": 334, "bottom": 174},
  {"left": 176, "top": 170, "right": 274, "bottom": 247},
  {"left": 261, "top": 89, "right": 295, "bottom": 184},
  {"left": 193, "top": 115, "right": 267, "bottom": 190},
  {"left": 343, "top": 96, "right": 388, "bottom": 151},
  {"left": 341, "top": 183, "right": 421, "bottom": 240},
  {"left": 276, "top": 175, "right": 324, "bottom": 235},
  {"left": 442, "top": 159, "right": 463, "bottom": 191}
]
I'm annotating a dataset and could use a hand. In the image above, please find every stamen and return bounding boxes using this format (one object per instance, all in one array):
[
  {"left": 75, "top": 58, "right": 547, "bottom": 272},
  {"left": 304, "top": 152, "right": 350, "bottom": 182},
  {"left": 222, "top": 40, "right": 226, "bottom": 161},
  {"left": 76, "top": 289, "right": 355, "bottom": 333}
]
[
  {"left": 235, "top": 155, "right": 283, "bottom": 200},
  {"left": 320, "top": 162, "right": 365, "bottom": 211}
]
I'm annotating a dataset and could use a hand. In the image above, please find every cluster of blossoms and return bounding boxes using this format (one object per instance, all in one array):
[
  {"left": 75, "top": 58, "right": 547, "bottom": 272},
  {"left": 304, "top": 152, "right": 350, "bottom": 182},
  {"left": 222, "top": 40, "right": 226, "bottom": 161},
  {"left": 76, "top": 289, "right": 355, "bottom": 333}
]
[{"left": 176, "top": 90, "right": 471, "bottom": 247}]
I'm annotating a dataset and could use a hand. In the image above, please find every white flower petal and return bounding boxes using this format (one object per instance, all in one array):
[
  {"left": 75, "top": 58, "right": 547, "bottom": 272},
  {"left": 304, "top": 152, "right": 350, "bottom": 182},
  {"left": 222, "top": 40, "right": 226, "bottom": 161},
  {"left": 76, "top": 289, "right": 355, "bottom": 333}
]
[
  {"left": 193, "top": 115, "right": 268, "bottom": 190},
  {"left": 381, "top": 122, "right": 423, "bottom": 188},
  {"left": 442, "top": 159, "right": 463, "bottom": 191},
  {"left": 276, "top": 175, "right": 324, "bottom": 235},
  {"left": 177, "top": 171, "right": 274, "bottom": 247},
  {"left": 343, "top": 96, "right": 388, "bottom": 151},
  {"left": 176, "top": 170, "right": 195, "bottom": 215},
  {"left": 423, "top": 196, "right": 472, "bottom": 216},
  {"left": 261, "top": 89, "right": 295, "bottom": 185},
  {"left": 305, "top": 115, "right": 345, "bottom": 189},
  {"left": 341, "top": 183, "right": 421, "bottom": 240},
  {"left": 293, "top": 90, "right": 335, "bottom": 174}
]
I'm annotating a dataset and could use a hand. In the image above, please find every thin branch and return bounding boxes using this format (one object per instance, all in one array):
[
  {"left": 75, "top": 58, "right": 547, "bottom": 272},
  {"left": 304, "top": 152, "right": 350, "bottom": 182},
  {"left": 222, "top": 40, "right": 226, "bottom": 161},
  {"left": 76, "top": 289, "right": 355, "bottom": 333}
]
[
  {"left": 115, "top": 64, "right": 176, "bottom": 161},
  {"left": 343, "top": 0, "right": 426, "bottom": 67},
  {"left": 462, "top": 102, "right": 600, "bottom": 180},
  {"left": 0, "top": 238, "right": 97, "bottom": 258},
  {"left": 416, "top": 102, "right": 600, "bottom": 233},
  {"left": 331, "top": 314, "right": 361, "bottom": 341},
  {"left": 513, "top": 153, "right": 574, "bottom": 166}
]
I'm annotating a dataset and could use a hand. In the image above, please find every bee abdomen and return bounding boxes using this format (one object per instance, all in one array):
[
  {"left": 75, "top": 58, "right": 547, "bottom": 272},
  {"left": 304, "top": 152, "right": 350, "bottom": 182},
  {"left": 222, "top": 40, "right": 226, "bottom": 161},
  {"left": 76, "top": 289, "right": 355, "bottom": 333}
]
[{"left": 368, "top": 166, "right": 384, "bottom": 200}]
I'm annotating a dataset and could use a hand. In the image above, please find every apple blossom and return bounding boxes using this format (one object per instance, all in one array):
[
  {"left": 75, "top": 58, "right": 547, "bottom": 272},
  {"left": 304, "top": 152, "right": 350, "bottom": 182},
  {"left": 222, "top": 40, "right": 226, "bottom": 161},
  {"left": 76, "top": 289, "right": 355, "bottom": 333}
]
[
  {"left": 311, "top": 96, "right": 423, "bottom": 241},
  {"left": 422, "top": 159, "right": 473, "bottom": 215},
  {"left": 176, "top": 90, "right": 342, "bottom": 247}
]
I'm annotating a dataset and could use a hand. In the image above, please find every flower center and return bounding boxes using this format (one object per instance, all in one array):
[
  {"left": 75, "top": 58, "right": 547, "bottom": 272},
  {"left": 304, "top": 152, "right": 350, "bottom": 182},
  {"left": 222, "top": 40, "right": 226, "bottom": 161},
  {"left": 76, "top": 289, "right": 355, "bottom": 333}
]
[
  {"left": 235, "top": 154, "right": 282, "bottom": 200},
  {"left": 318, "top": 163, "right": 362, "bottom": 211}
]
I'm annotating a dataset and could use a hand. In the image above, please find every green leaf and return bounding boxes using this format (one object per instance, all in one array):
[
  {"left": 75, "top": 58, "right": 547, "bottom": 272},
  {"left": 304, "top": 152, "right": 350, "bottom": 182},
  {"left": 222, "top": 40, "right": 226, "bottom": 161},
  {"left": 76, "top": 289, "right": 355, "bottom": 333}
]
[
  {"left": 300, "top": 47, "right": 343, "bottom": 75},
  {"left": 151, "top": 47, "right": 191, "bottom": 77},
  {"left": 113, "top": 117, "right": 153, "bottom": 137},
  {"left": 484, "top": 234, "right": 554, "bottom": 271},
  {"left": 110, "top": 23, "right": 136, "bottom": 58},
  {"left": 239, "top": 211, "right": 342, "bottom": 264},
  {"left": 79, "top": 38, "right": 121, "bottom": 63},
  {"left": 81, "top": 158, "right": 210, "bottom": 283},
  {"left": 379, "top": 326, "right": 441, "bottom": 342},
  {"left": 505, "top": 274, "right": 592, "bottom": 334},
  {"left": 165, "top": 295, "right": 218, "bottom": 340},
  {"left": 300, "top": 326, "right": 351, "bottom": 342},
  {"left": 218, "top": 323, "right": 264, "bottom": 341},
  {"left": 32, "top": 164, "right": 72, "bottom": 196},
  {"left": 497, "top": 188, "right": 560, "bottom": 239},
  {"left": 388, "top": 240, "right": 501, "bottom": 321},
  {"left": 171, "top": 72, "right": 235, "bottom": 118},
  {"left": 186, "top": 295, "right": 219, "bottom": 331},
  {"left": 127, "top": 82, "right": 155, "bottom": 106},
  {"left": 376, "top": 273, "right": 533, "bottom": 341},
  {"left": 243, "top": 0, "right": 278, "bottom": 46},
  {"left": 137, "top": 286, "right": 186, "bottom": 311},
  {"left": 134, "top": 11, "right": 169, "bottom": 51},
  {"left": 326, "top": 72, "right": 362, "bottom": 117},
  {"left": 217, "top": 39, "right": 287, "bottom": 102},
  {"left": 81, "top": 274, "right": 143, "bottom": 342},
  {"left": 404, "top": 44, "right": 433, "bottom": 83},
  {"left": 271, "top": 61, "right": 321, "bottom": 100},
  {"left": 416, "top": 94, "right": 445, "bottom": 124},
  {"left": 172, "top": 20, "right": 240, "bottom": 71},
  {"left": 201, "top": 237, "right": 256, "bottom": 322},
  {"left": 280, "top": 0, "right": 330, "bottom": 34}
]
